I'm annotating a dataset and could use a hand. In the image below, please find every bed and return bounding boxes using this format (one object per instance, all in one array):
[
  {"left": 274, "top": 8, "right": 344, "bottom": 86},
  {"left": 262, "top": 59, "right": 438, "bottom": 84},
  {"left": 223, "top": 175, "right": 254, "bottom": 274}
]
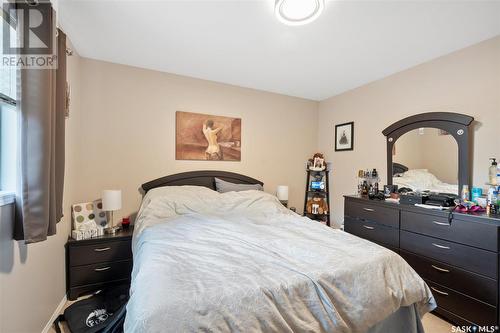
[
  {"left": 392, "top": 165, "right": 458, "bottom": 195},
  {"left": 125, "top": 171, "right": 435, "bottom": 333}
]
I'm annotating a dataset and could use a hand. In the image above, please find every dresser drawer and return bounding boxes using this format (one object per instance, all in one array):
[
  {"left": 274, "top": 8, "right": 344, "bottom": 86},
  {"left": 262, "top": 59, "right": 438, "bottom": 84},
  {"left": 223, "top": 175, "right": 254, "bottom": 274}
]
[
  {"left": 434, "top": 306, "right": 476, "bottom": 328},
  {"left": 344, "top": 217, "right": 399, "bottom": 248},
  {"left": 400, "top": 231, "right": 497, "bottom": 279},
  {"left": 426, "top": 280, "right": 497, "bottom": 326},
  {"left": 401, "top": 250, "right": 497, "bottom": 305},
  {"left": 401, "top": 211, "right": 498, "bottom": 251},
  {"left": 69, "top": 240, "right": 132, "bottom": 267},
  {"left": 69, "top": 260, "right": 132, "bottom": 287},
  {"left": 345, "top": 200, "right": 399, "bottom": 228}
]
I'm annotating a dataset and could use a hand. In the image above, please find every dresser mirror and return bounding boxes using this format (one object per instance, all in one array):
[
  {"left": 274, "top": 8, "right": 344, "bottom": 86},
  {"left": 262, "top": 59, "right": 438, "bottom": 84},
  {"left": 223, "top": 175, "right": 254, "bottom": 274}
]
[
  {"left": 392, "top": 127, "right": 459, "bottom": 194},
  {"left": 383, "top": 112, "right": 474, "bottom": 196}
]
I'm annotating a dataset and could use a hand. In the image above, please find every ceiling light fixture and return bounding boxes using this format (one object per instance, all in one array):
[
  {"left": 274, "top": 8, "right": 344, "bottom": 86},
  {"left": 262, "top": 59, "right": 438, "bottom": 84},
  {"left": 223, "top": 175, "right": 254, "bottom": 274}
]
[{"left": 275, "top": 0, "right": 324, "bottom": 26}]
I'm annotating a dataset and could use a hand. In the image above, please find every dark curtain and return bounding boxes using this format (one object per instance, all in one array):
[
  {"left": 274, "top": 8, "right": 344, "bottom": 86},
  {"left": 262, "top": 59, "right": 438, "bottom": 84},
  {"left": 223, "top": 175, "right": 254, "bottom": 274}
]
[{"left": 14, "top": 7, "right": 67, "bottom": 243}]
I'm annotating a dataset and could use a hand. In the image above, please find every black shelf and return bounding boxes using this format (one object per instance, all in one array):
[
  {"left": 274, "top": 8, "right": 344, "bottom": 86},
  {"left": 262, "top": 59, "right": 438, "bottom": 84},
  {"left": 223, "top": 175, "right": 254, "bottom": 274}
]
[{"left": 303, "top": 169, "right": 331, "bottom": 227}]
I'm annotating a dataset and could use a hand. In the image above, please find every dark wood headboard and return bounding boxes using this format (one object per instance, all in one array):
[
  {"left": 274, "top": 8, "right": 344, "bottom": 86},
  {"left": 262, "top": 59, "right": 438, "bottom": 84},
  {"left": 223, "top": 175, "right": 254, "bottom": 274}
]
[
  {"left": 393, "top": 163, "right": 409, "bottom": 176},
  {"left": 141, "top": 170, "right": 264, "bottom": 193}
]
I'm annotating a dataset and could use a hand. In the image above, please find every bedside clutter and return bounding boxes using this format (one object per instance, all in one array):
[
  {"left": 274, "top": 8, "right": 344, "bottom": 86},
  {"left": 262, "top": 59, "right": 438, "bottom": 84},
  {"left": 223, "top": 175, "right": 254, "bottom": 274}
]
[
  {"left": 66, "top": 226, "right": 133, "bottom": 300},
  {"left": 344, "top": 195, "right": 500, "bottom": 327}
]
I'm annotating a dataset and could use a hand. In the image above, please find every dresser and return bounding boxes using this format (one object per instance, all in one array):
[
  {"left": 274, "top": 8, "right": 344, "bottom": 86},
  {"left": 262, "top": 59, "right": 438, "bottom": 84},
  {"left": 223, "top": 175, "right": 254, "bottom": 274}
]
[
  {"left": 66, "top": 227, "right": 134, "bottom": 300},
  {"left": 344, "top": 195, "right": 500, "bottom": 327}
]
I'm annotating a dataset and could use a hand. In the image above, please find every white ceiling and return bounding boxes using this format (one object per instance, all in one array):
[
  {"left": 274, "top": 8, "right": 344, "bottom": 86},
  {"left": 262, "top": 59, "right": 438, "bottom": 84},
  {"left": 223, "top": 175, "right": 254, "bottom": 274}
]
[{"left": 58, "top": 0, "right": 500, "bottom": 101}]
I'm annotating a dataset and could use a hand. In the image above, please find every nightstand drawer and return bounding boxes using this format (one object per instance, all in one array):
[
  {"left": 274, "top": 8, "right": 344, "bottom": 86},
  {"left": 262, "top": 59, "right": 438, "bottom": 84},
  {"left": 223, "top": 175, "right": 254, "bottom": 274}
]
[
  {"left": 69, "top": 240, "right": 132, "bottom": 266},
  {"left": 400, "top": 231, "right": 497, "bottom": 279},
  {"left": 344, "top": 217, "right": 399, "bottom": 248},
  {"left": 69, "top": 260, "right": 132, "bottom": 287},
  {"left": 345, "top": 200, "right": 399, "bottom": 228}
]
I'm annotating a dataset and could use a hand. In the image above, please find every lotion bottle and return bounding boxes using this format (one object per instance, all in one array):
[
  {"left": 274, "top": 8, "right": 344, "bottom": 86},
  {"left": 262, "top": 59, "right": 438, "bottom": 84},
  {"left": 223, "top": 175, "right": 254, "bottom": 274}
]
[
  {"left": 489, "top": 158, "right": 498, "bottom": 185},
  {"left": 461, "top": 185, "right": 470, "bottom": 202}
]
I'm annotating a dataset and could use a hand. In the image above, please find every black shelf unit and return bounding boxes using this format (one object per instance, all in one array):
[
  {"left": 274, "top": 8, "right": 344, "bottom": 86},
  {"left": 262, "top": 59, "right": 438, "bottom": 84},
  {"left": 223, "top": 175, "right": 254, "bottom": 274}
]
[{"left": 303, "top": 169, "right": 331, "bottom": 226}]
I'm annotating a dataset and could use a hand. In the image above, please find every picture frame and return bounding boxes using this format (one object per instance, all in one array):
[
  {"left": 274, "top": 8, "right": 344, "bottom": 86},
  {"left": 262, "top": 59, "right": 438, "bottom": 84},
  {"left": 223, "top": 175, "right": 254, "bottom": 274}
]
[
  {"left": 175, "top": 111, "right": 241, "bottom": 161},
  {"left": 312, "top": 156, "right": 324, "bottom": 170},
  {"left": 335, "top": 121, "right": 354, "bottom": 151}
]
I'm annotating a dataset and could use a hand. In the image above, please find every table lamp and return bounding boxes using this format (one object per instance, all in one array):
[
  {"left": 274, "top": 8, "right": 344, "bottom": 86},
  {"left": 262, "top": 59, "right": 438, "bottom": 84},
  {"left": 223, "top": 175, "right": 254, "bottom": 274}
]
[
  {"left": 102, "top": 189, "right": 122, "bottom": 234},
  {"left": 277, "top": 185, "right": 289, "bottom": 208}
]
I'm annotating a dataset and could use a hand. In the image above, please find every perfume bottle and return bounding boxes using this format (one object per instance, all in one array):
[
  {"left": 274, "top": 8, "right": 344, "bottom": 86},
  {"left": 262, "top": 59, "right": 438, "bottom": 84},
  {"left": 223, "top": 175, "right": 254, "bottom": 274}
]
[{"left": 362, "top": 181, "right": 369, "bottom": 196}]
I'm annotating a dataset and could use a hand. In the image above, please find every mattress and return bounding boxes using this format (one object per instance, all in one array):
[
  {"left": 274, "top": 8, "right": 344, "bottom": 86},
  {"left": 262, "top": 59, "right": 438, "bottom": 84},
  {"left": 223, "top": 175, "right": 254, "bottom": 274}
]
[{"left": 125, "top": 186, "right": 435, "bottom": 332}]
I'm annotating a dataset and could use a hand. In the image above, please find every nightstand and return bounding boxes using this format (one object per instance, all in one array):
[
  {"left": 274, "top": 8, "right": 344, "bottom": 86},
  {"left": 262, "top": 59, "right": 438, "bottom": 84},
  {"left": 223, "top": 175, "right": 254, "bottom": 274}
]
[{"left": 66, "top": 226, "right": 134, "bottom": 300}]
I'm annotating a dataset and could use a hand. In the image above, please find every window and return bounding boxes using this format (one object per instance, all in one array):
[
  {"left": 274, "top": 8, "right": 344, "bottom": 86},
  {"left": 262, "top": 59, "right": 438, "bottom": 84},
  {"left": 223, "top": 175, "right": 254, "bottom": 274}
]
[{"left": 0, "top": 8, "right": 18, "bottom": 196}]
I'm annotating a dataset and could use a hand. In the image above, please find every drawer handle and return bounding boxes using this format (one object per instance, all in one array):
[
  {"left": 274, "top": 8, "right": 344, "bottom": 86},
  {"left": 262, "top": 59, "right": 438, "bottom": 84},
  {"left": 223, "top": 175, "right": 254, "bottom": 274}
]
[
  {"left": 363, "top": 208, "right": 375, "bottom": 212},
  {"left": 430, "top": 286, "right": 449, "bottom": 296},
  {"left": 94, "top": 266, "right": 111, "bottom": 272},
  {"left": 94, "top": 247, "right": 111, "bottom": 252},
  {"left": 433, "top": 221, "right": 450, "bottom": 226},
  {"left": 432, "top": 243, "right": 451, "bottom": 250},
  {"left": 363, "top": 225, "right": 375, "bottom": 230},
  {"left": 431, "top": 265, "right": 450, "bottom": 273}
]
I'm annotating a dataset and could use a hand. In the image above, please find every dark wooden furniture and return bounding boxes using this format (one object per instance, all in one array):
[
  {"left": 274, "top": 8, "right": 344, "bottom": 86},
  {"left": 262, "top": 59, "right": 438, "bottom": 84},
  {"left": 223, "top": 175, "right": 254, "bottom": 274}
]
[
  {"left": 303, "top": 169, "right": 331, "bottom": 226},
  {"left": 344, "top": 195, "right": 500, "bottom": 327},
  {"left": 382, "top": 112, "right": 474, "bottom": 196},
  {"left": 392, "top": 163, "right": 408, "bottom": 176},
  {"left": 66, "top": 227, "right": 134, "bottom": 300},
  {"left": 142, "top": 170, "right": 263, "bottom": 193}
]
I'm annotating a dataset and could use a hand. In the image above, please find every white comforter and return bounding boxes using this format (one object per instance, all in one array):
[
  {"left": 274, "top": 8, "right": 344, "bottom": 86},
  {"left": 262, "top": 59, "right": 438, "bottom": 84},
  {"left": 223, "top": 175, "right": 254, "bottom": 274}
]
[
  {"left": 125, "top": 186, "right": 435, "bottom": 333},
  {"left": 393, "top": 169, "right": 458, "bottom": 194}
]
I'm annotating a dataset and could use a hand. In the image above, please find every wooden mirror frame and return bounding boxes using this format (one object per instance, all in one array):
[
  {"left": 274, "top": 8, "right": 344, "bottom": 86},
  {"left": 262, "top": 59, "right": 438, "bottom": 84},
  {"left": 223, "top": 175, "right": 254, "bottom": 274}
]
[{"left": 382, "top": 112, "right": 474, "bottom": 195}]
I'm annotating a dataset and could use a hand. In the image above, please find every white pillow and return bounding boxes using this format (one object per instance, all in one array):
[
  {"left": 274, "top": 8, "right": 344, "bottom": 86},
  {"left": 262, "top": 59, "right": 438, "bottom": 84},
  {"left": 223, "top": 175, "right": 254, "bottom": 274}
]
[
  {"left": 399, "top": 169, "right": 440, "bottom": 189},
  {"left": 137, "top": 185, "right": 221, "bottom": 219}
]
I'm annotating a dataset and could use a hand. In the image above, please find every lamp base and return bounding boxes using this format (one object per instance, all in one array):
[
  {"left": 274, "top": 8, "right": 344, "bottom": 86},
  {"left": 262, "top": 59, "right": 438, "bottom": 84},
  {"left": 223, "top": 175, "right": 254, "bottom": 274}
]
[{"left": 104, "top": 225, "right": 122, "bottom": 234}]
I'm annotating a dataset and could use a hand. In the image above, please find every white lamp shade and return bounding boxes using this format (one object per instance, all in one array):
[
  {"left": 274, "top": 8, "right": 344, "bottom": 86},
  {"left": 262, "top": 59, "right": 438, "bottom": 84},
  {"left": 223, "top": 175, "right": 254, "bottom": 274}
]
[
  {"left": 102, "top": 190, "right": 122, "bottom": 211},
  {"left": 276, "top": 186, "right": 289, "bottom": 201}
]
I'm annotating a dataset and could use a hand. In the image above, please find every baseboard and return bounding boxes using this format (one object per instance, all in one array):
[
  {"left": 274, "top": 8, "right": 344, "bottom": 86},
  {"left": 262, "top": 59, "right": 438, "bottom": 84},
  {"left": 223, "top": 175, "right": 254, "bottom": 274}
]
[{"left": 42, "top": 294, "right": 67, "bottom": 333}]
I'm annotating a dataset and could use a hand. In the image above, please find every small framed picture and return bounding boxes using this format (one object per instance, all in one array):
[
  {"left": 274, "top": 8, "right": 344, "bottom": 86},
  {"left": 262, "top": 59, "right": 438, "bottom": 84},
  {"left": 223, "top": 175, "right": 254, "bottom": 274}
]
[{"left": 335, "top": 122, "right": 354, "bottom": 151}]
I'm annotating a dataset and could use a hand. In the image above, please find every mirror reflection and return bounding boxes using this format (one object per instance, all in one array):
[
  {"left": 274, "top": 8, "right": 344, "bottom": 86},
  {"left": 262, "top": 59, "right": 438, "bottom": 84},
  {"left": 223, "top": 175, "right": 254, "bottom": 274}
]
[{"left": 393, "top": 128, "right": 458, "bottom": 194}]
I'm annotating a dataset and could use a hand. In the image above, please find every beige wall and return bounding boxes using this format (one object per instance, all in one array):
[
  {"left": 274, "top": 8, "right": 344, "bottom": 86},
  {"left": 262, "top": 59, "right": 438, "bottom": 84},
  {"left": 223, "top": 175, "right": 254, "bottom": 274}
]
[
  {"left": 419, "top": 129, "right": 459, "bottom": 184},
  {"left": 73, "top": 58, "right": 318, "bottom": 221},
  {"left": 0, "top": 44, "right": 82, "bottom": 333},
  {"left": 394, "top": 128, "right": 458, "bottom": 184},
  {"left": 318, "top": 35, "right": 500, "bottom": 226},
  {"left": 393, "top": 129, "right": 426, "bottom": 171}
]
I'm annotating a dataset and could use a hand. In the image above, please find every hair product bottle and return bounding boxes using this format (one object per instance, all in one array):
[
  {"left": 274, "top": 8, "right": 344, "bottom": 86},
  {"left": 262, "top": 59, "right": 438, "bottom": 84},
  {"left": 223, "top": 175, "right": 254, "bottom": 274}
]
[{"left": 490, "top": 158, "right": 498, "bottom": 185}]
